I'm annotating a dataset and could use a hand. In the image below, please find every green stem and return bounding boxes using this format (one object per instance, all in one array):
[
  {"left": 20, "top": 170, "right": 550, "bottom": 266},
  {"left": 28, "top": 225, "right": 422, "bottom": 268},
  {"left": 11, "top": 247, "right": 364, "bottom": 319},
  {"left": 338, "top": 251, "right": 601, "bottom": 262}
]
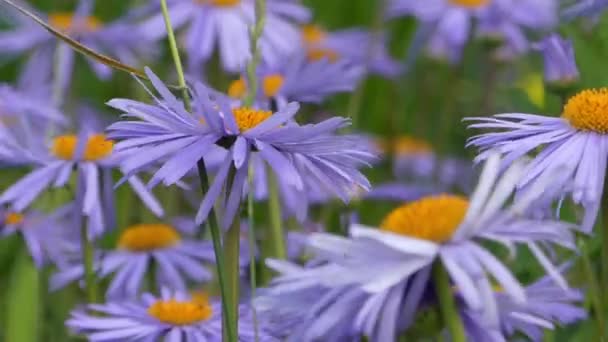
[
  {"left": 432, "top": 261, "right": 466, "bottom": 342},
  {"left": 244, "top": 0, "right": 267, "bottom": 106},
  {"left": 81, "top": 225, "right": 98, "bottom": 303},
  {"left": 247, "top": 165, "right": 260, "bottom": 341},
  {"left": 196, "top": 160, "right": 237, "bottom": 342},
  {"left": 579, "top": 237, "right": 607, "bottom": 341},
  {"left": 224, "top": 215, "right": 241, "bottom": 341},
  {"left": 159, "top": 0, "right": 191, "bottom": 111},
  {"left": 267, "top": 168, "right": 287, "bottom": 259}
]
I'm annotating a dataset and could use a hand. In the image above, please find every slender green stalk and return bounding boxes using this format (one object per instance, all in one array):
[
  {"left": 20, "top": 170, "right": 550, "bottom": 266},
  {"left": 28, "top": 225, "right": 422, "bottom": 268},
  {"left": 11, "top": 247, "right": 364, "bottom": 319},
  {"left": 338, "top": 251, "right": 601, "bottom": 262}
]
[
  {"left": 244, "top": 0, "right": 267, "bottom": 106},
  {"left": 196, "top": 160, "right": 237, "bottom": 342},
  {"left": 224, "top": 214, "right": 241, "bottom": 341},
  {"left": 579, "top": 237, "right": 606, "bottom": 341},
  {"left": 432, "top": 261, "right": 466, "bottom": 342},
  {"left": 81, "top": 225, "right": 98, "bottom": 303},
  {"left": 247, "top": 165, "right": 260, "bottom": 341},
  {"left": 159, "top": 0, "right": 191, "bottom": 111},
  {"left": 266, "top": 167, "right": 287, "bottom": 259}
]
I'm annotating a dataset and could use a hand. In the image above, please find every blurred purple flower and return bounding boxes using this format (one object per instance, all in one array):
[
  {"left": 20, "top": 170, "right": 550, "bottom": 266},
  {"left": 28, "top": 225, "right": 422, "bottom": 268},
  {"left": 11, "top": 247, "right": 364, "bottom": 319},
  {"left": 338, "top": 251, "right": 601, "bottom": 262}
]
[
  {"left": 535, "top": 34, "right": 579, "bottom": 87},
  {"left": 301, "top": 24, "right": 401, "bottom": 77},
  {"left": 0, "top": 113, "right": 163, "bottom": 239},
  {"left": 0, "top": 0, "right": 156, "bottom": 92},
  {"left": 107, "top": 68, "right": 374, "bottom": 228},
  {"left": 139, "top": 0, "right": 310, "bottom": 72},
  {"left": 467, "top": 88, "right": 608, "bottom": 231},
  {"left": 67, "top": 288, "right": 269, "bottom": 341},
  {"left": 256, "top": 154, "right": 578, "bottom": 341}
]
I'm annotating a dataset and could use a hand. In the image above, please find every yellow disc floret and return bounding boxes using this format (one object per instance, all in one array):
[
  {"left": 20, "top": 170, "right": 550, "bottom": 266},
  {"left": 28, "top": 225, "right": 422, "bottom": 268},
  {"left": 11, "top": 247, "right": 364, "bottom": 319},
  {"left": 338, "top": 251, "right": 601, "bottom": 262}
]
[
  {"left": 380, "top": 195, "right": 469, "bottom": 243},
  {"left": 262, "top": 74, "right": 284, "bottom": 97},
  {"left": 307, "top": 48, "right": 340, "bottom": 62},
  {"left": 51, "top": 134, "right": 114, "bottom": 161},
  {"left": 388, "top": 136, "right": 433, "bottom": 156},
  {"left": 562, "top": 88, "right": 608, "bottom": 133},
  {"left": 449, "top": 0, "right": 489, "bottom": 8},
  {"left": 195, "top": 0, "right": 240, "bottom": 7},
  {"left": 148, "top": 296, "right": 213, "bottom": 326},
  {"left": 4, "top": 212, "right": 24, "bottom": 225},
  {"left": 48, "top": 12, "right": 101, "bottom": 33},
  {"left": 301, "top": 25, "right": 326, "bottom": 45},
  {"left": 228, "top": 78, "right": 247, "bottom": 99},
  {"left": 117, "top": 224, "right": 181, "bottom": 252},
  {"left": 232, "top": 107, "right": 272, "bottom": 132}
]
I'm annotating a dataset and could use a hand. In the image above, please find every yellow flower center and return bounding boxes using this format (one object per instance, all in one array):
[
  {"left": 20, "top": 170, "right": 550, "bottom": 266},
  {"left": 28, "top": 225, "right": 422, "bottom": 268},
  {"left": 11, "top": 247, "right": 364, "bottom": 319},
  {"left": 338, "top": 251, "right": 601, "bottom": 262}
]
[
  {"left": 4, "top": 212, "right": 24, "bottom": 225},
  {"left": 307, "top": 48, "right": 340, "bottom": 62},
  {"left": 48, "top": 12, "right": 102, "bottom": 33},
  {"left": 195, "top": 0, "right": 240, "bottom": 7},
  {"left": 228, "top": 78, "right": 247, "bottom": 99},
  {"left": 148, "top": 295, "right": 213, "bottom": 326},
  {"left": 380, "top": 195, "right": 469, "bottom": 243},
  {"left": 262, "top": 74, "right": 284, "bottom": 97},
  {"left": 448, "top": 0, "right": 489, "bottom": 8},
  {"left": 391, "top": 137, "right": 433, "bottom": 156},
  {"left": 51, "top": 134, "right": 114, "bottom": 161},
  {"left": 232, "top": 107, "right": 272, "bottom": 132},
  {"left": 562, "top": 88, "right": 608, "bottom": 133},
  {"left": 117, "top": 224, "right": 181, "bottom": 252},
  {"left": 302, "top": 25, "right": 326, "bottom": 45}
]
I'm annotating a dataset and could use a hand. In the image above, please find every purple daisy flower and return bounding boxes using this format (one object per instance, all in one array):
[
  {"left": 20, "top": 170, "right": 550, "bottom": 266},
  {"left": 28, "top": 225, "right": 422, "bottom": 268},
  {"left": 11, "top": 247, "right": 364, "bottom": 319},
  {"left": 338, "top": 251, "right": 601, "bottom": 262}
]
[
  {"left": 67, "top": 288, "right": 270, "bottom": 341},
  {"left": 139, "top": 0, "right": 310, "bottom": 72},
  {"left": 100, "top": 222, "right": 215, "bottom": 299},
  {"left": 107, "top": 68, "right": 374, "bottom": 228},
  {"left": 466, "top": 88, "right": 608, "bottom": 231},
  {"left": 462, "top": 273, "right": 586, "bottom": 341},
  {"left": 0, "top": 116, "right": 164, "bottom": 239},
  {"left": 0, "top": 206, "right": 74, "bottom": 268},
  {"left": 534, "top": 34, "right": 580, "bottom": 89},
  {"left": 0, "top": 0, "right": 156, "bottom": 91},
  {"left": 257, "top": 154, "right": 578, "bottom": 341},
  {"left": 225, "top": 56, "right": 364, "bottom": 108},
  {"left": 300, "top": 24, "right": 402, "bottom": 77}
]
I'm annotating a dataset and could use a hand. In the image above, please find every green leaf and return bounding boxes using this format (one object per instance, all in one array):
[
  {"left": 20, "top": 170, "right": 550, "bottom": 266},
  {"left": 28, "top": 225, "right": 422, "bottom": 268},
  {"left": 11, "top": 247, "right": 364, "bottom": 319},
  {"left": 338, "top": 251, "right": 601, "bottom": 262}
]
[{"left": 5, "top": 249, "right": 40, "bottom": 342}]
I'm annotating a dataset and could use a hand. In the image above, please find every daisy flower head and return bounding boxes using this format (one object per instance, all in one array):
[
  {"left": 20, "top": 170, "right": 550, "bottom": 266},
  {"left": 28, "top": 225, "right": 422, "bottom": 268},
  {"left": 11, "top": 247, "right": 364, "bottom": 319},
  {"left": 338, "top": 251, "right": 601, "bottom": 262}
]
[
  {"left": 0, "top": 114, "right": 164, "bottom": 239},
  {"left": 100, "top": 222, "right": 215, "bottom": 299},
  {"left": 67, "top": 288, "right": 270, "bottom": 341},
  {"left": 462, "top": 273, "right": 586, "bottom": 341},
  {"left": 257, "top": 154, "right": 578, "bottom": 341},
  {"left": 467, "top": 88, "right": 608, "bottom": 231},
  {"left": 300, "top": 24, "right": 402, "bottom": 77},
  {"left": 0, "top": 0, "right": 155, "bottom": 91},
  {"left": 226, "top": 56, "right": 364, "bottom": 108},
  {"left": 107, "top": 68, "right": 375, "bottom": 228},
  {"left": 535, "top": 34, "right": 580, "bottom": 90},
  {"left": 140, "top": 0, "right": 310, "bottom": 72}
]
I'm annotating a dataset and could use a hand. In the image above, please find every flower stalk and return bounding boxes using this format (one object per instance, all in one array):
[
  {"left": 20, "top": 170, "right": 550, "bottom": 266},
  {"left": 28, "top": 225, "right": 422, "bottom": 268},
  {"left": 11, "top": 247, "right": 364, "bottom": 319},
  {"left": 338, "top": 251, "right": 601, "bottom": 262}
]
[{"left": 432, "top": 260, "right": 466, "bottom": 342}]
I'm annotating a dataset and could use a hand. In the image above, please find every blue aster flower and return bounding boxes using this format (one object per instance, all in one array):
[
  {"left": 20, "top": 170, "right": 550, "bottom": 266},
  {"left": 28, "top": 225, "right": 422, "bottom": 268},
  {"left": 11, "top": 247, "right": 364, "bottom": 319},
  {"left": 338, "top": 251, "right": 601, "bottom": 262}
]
[
  {"left": 467, "top": 88, "right": 608, "bottom": 231},
  {"left": 100, "top": 222, "right": 216, "bottom": 299},
  {"left": 300, "top": 24, "right": 402, "bottom": 77},
  {"left": 462, "top": 273, "right": 586, "bottom": 341},
  {"left": 257, "top": 154, "right": 578, "bottom": 341},
  {"left": 139, "top": 0, "right": 310, "bottom": 73},
  {"left": 67, "top": 288, "right": 270, "bottom": 341},
  {"left": 107, "top": 68, "right": 374, "bottom": 228},
  {"left": 0, "top": 114, "right": 164, "bottom": 239},
  {"left": 0, "top": 0, "right": 156, "bottom": 92}
]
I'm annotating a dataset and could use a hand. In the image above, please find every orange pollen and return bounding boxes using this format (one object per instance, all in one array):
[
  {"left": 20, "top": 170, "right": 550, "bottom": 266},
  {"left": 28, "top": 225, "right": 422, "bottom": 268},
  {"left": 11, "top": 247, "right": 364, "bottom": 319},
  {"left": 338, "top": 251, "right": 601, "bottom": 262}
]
[
  {"left": 195, "top": 0, "right": 240, "bottom": 7},
  {"left": 48, "top": 12, "right": 102, "bottom": 33},
  {"left": 380, "top": 195, "right": 469, "bottom": 243},
  {"left": 301, "top": 25, "right": 327, "bottom": 45},
  {"left": 4, "top": 212, "right": 24, "bottom": 225},
  {"left": 392, "top": 137, "right": 433, "bottom": 156},
  {"left": 262, "top": 74, "right": 284, "bottom": 97},
  {"left": 449, "top": 0, "right": 489, "bottom": 8},
  {"left": 117, "top": 224, "right": 181, "bottom": 251},
  {"left": 51, "top": 134, "right": 114, "bottom": 161},
  {"left": 307, "top": 48, "right": 340, "bottom": 63},
  {"left": 228, "top": 78, "right": 247, "bottom": 99},
  {"left": 562, "top": 88, "right": 608, "bottom": 134},
  {"left": 148, "top": 296, "right": 213, "bottom": 326},
  {"left": 232, "top": 107, "right": 272, "bottom": 132}
]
